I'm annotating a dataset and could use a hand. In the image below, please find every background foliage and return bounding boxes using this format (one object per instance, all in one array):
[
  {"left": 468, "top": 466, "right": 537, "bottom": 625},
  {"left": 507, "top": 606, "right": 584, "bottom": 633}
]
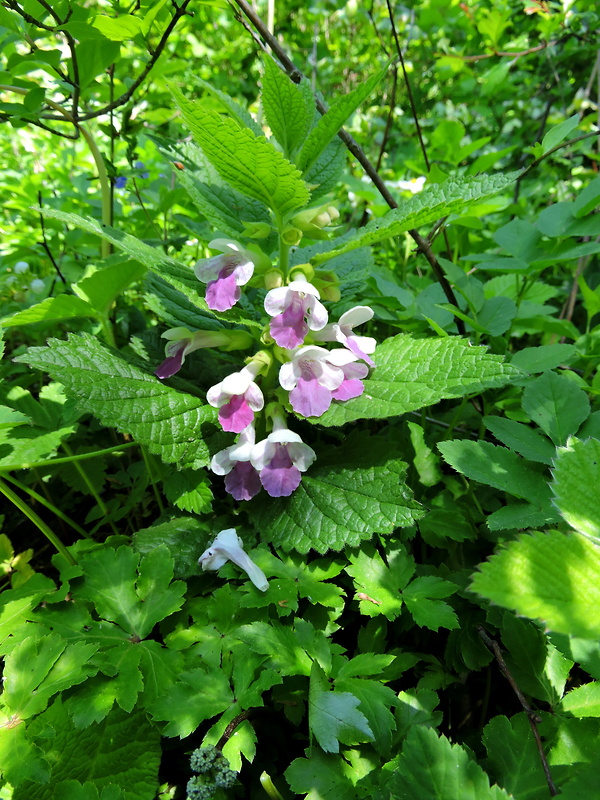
[{"left": 1, "top": 0, "right": 600, "bottom": 798}]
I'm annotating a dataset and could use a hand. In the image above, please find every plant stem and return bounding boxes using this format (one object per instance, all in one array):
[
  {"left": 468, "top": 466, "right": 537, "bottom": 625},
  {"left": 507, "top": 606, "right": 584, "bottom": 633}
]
[
  {"left": 0, "top": 441, "right": 137, "bottom": 471},
  {"left": 0, "top": 478, "right": 76, "bottom": 565},
  {"left": 140, "top": 445, "right": 165, "bottom": 514},
  {"left": 2, "top": 473, "right": 91, "bottom": 539},
  {"left": 61, "top": 443, "right": 119, "bottom": 535}
]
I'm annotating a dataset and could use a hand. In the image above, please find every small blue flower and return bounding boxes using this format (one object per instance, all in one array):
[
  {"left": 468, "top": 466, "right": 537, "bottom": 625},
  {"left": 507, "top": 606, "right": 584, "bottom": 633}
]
[
  {"left": 114, "top": 176, "right": 127, "bottom": 189},
  {"left": 134, "top": 160, "right": 149, "bottom": 179}
]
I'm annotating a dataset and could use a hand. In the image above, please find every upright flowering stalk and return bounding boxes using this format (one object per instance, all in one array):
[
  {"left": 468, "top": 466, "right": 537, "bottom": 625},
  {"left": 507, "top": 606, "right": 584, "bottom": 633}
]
[
  {"left": 194, "top": 239, "right": 261, "bottom": 312},
  {"left": 279, "top": 346, "right": 369, "bottom": 418},
  {"left": 207, "top": 360, "right": 265, "bottom": 433},
  {"left": 264, "top": 278, "right": 328, "bottom": 349},
  {"left": 250, "top": 410, "right": 316, "bottom": 497},
  {"left": 199, "top": 528, "right": 268, "bottom": 591},
  {"left": 155, "top": 327, "right": 250, "bottom": 379},
  {"left": 315, "top": 306, "right": 377, "bottom": 367},
  {"left": 211, "top": 423, "right": 262, "bottom": 501}
]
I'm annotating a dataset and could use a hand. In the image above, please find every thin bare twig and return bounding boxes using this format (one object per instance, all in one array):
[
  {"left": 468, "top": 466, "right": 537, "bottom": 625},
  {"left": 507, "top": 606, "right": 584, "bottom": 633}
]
[
  {"left": 37, "top": 191, "right": 67, "bottom": 284},
  {"left": 230, "top": 0, "right": 466, "bottom": 335},
  {"left": 477, "top": 626, "right": 558, "bottom": 797}
]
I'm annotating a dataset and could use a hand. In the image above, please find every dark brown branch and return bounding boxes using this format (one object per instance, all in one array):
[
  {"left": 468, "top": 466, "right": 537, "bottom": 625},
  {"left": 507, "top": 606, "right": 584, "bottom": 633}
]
[
  {"left": 216, "top": 710, "right": 252, "bottom": 751},
  {"left": 477, "top": 626, "right": 558, "bottom": 797},
  {"left": 37, "top": 191, "right": 67, "bottom": 284},
  {"left": 5, "top": 0, "right": 55, "bottom": 30},
  {"left": 386, "top": 0, "right": 429, "bottom": 172},
  {"left": 44, "top": 0, "right": 192, "bottom": 122},
  {"left": 231, "top": 0, "right": 466, "bottom": 335}
]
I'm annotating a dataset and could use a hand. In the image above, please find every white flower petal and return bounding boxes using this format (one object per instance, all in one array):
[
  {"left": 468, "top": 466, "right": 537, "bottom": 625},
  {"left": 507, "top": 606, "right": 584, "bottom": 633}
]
[
  {"left": 210, "top": 448, "right": 235, "bottom": 475},
  {"left": 287, "top": 441, "right": 317, "bottom": 471},
  {"left": 264, "top": 286, "right": 291, "bottom": 316},
  {"left": 339, "top": 306, "right": 374, "bottom": 328},
  {"left": 306, "top": 297, "right": 328, "bottom": 331}
]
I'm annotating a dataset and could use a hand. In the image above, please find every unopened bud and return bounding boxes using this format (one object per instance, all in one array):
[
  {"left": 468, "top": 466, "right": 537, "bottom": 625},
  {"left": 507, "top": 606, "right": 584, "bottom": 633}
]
[
  {"left": 282, "top": 226, "right": 303, "bottom": 246},
  {"left": 290, "top": 264, "right": 315, "bottom": 283},
  {"left": 264, "top": 269, "right": 283, "bottom": 290},
  {"left": 242, "top": 221, "right": 272, "bottom": 239}
]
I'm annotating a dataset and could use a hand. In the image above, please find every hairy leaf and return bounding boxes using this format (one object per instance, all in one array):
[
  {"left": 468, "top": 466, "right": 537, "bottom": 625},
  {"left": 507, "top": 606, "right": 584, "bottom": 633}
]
[
  {"left": 15, "top": 333, "right": 222, "bottom": 469},
  {"left": 552, "top": 437, "right": 600, "bottom": 540},
  {"left": 310, "top": 172, "right": 518, "bottom": 265},
  {"left": 262, "top": 57, "right": 315, "bottom": 157},
  {"left": 471, "top": 530, "right": 600, "bottom": 639},
  {"left": 315, "top": 334, "right": 520, "bottom": 427}
]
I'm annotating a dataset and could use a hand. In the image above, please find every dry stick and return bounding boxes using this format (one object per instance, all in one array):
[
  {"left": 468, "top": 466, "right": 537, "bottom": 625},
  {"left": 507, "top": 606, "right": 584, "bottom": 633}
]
[
  {"left": 385, "top": 0, "right": 453, "bottom": 258},
  {"left": 231, "top": 0, "right": 466, "bottom": 335},
  {"left": 477, "top": 626, "right": 558, "bottom": 797},
  {"left": 42, "top": 0, "right": 192, "bottom": 123},
  {"left": 37, "top": 190, "right": 67, "bottom": 284}
]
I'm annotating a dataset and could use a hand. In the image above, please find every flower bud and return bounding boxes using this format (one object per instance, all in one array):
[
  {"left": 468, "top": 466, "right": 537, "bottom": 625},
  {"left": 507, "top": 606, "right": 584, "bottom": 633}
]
[
  {"left": 289, "top": 264, "right": 315, "bottom": 282},
  {"left": 241, "top": 221, "right": 272, "bottom": 239},
  {"left": 281, "top": 225, "right": 303, "bottom": 246},
  {"left": 263, "top": 269, "right": 283, "bottom": 290}
]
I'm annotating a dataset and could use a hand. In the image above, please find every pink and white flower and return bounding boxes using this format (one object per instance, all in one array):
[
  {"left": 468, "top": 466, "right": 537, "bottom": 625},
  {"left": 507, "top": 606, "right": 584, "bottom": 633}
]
[
  {"left": 315, "top": 306, "right": 377, "bottom": 367},
  {"left": 264, "top": 278, "right": 328, "bottom": 349},
  {"left": 199, "top": 528, "right": 268, "bottom": 592},
  {"left": 207, "top": 361, "right": 264, "bottom": 433},
  {"left": 250, "top": 414, "right": 316, "bottom": 498},
  {"left": 194, "top": 239, "right": 258, "bottom": 312},
  {"left": 279, "top": 346, "right": 368, "bottom": 418},
  {"left": 211, "top": 424, "right": 262, "bottom": 501},
  {"left": 155, "top": 327, "right": 234, "bottom": 379}
]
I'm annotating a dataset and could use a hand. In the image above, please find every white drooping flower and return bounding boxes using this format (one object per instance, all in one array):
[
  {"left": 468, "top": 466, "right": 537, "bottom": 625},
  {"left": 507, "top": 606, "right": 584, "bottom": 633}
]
[{"left": 198, "top": 528, "right": 268, "bottom": 592}]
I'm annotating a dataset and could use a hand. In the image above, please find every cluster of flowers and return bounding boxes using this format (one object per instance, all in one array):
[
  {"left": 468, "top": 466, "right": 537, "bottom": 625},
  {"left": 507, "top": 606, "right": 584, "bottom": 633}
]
[{"left": 155, "top": 227, "right": 376, "bottom": 501}]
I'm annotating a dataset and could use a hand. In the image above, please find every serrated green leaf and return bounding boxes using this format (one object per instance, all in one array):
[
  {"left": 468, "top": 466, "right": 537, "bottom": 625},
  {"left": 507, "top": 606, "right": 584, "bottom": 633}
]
[
  {"left": 148, "top": 667, "right": 234, "bottom": 737},
  {"left": 380, "top": 725, "right": 513, "bottom": 799},
  {"left": 1, "top": 295, "right": 95, "bottom": 327},
  {"left": 334, "top": 675, "right": 398, "bottom": 756},
  {"left": 53, "top": 781, "right": 123, "bottom": 800},
  {"left": 0, "top": 405, "right": 31, "bottom": 429},
  {"left": 471, "top": 530, "right": 600, "bottom": 639},
  {"left": 73, "top": 261, "right": 146, "bottom": 316},
  {"left": 0, "top": 718, "right": 50, "bottom": 786},
  {"left": 483, "top": 713, "right": 551, "bottom": 800},
  {"left": 133, "top": 517, "right": 210, "bottom": 579},
  {"left": 402, "top": 576, "right": 459, "bottom": 631},
  {"left": 171, "top": 86, "right": 310, "bottom": 217},
  {"left": 438, "top": 439, "right": 552, "bottom": 506},
  {"left": 2, "top": 633, "right": 98, "bottom": 719},
  {"left": 310, "top": 172, "right": 518, "bottom": 265},
  {"left": 552, "top": 437, "right": 600, "bottom": 540},
  {"left": 305, "top": 138, "right": 347, "bottom": 201},
  {"left": 562, "top": 682, "right": 600, "bottom": 717},
  {"left": 483, "top": 416, "right": 555, "bottom": 465},
  {"left": 262, "top": 58, "right": 315, "bottom": 158},
  {"left": 487, "top": 502, "right": 560, "bottom": 531},
  {"left": 510, "top": 344, "right": 577, "bottom": 374},
  {"left": 250, "top": 433, "right": 422, "bottom": 553},
  {"left": 235, "top": 620, "right": 313, "bottom": 676},
  {"left": 309, "top": 662, "right": 373, "bottom": 753},
  {"left": 522, "top": 371, "right": 590, "bottom": 446},
  {"left": 296, "top": 65, "right": 387, "bottom": 174},
  {"left": 285, "top": 749, "right": 364, "bottom": 800},
  {"left": 193, "top": 76, "right": 263, "bottom": 136},
  {"left": 345, "top": 544, "right": 415, "bottom": 620},
  {"left": 163, "top": 468, "right": 213, "bottom": 514},
  {"left": 13, "top": 701, "right": 160, "bottom": 800},
  {"left": 144, "top": 273, "right": 227, "bottom": 331},
  {"left": 74, "top": 545, "right": 185, "bottom": 640},
  {"left": 14, "top": 333, "right": 222, "bottom": 469},
  {"left": 315, "top": 334, "right": 520, "bottom": 427}
]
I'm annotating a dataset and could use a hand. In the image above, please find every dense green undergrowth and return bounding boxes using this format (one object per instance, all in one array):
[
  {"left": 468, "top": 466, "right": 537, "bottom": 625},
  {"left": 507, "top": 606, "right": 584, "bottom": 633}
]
[{"left": 1, "top": 1, "right": 600, "bottom": 798}]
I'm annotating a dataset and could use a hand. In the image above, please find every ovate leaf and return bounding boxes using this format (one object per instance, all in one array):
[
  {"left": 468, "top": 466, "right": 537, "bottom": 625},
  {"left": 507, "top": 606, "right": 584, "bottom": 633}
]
[
  {"left": 521, "top": 371, "right": 590, "bottom": 445},
  {"left": 552, "top": 437, "right": 600, "bottom": 540},
  {"left": 262, "top": 57, "right": 315, "bottom": 158},
  {"left": 171, "top": 86, "right": 310, "bottom": 217},
  {"left": 15, "top": 333, "right": 221, "bottom": 469},
  {"left": 296, "top": 65, "right": 387, "bottom": 173},
  {"left": 250, "top": 433, "right": 422, "bottom": 553},
  {"left": 310, "top": 172, "right": 517, "bottom": 265},
  {"left": 309, "top": 662, "right": 373, "bottom": 753},
  {"left": 1, "top": 295, "right": 95, "bottom": 327},
  {"left": 315, "top": 334, "right": 520, "bottom": 427},
  {"left": 471, "top": 530, "right": 600, "bottom": 639}
]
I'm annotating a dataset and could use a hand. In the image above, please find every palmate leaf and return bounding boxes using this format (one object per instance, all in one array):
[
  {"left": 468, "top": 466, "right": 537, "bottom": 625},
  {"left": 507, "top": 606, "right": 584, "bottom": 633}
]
[
  {"left": 378, "top": 725, "right": 512, "bottom": 800},
  {"left": 471, "top": 530, "right": 600, "bottom": 639},
  {"left": 15, "top": 333, "right": 223, "bottom": 470},
  {"left": 315, "top": 333, "right": 520, "bottom": 427},
  {"left": 309, "top": 662, "right": 373, "bottom": 753},
  {"left": 250, "top": 432, "right": 423, "bottom": 553},
  {"left": 13, "top": 702, "right": 161, "bottom": 800},
  {"left": 171, "top": 85, "right": 310, "bottom": 218},
  {"left": 310, "top": 172, "right": 518, "bottom": 265}
]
